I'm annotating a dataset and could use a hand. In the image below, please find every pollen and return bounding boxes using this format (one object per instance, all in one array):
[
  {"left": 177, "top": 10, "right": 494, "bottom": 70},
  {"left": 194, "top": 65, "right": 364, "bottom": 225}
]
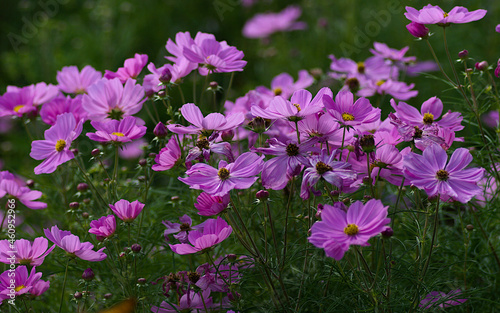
[
  {"left": 273, "top": 87, "right": 283, "bottom": 96},
  {"left": 423, "top": 113, "right": 434, "bottom": 124},
  {"left": 342, "top": 112, "right": 355, "bottom": 121},
  {"left": 344, "top": 224, "right": 359, "bottom": 236},
  {"left": 196, "top": 138, "right": 210, "bottom": 150},
  {"left": 436, "top": 169, "right": 449, "bottom": 181},
  {"left": 55, "top": 139, "right": 67, "bottom": 152},
  {"left": 357, "top": 62, "right": 365, "bottom": 74},
  {"left": 13, "top": 105, "right": 25, "bottom": 113},
  {"left": 179, "top": 223, "right": 191, "bottom": 231},
  {"left": 112, "top": 132, "right": 125, "bottom": 137},
  {"left": 376, "top": 80, "right": 385, "bottom": 86},
  {"left": 316, "top": 161, "right": 333, "bottom": 175},
  {"left": 292, "top": 103, "right": 301, "bottom": 112},
  {"left": 286, "top": 143, "right": 299, "bottom": 156},
  {"left": 15, "top": 284, "right": 25, "bottom": 292},
  {"left": 443, "top": 12, "right": 449, "bottom": 18},
  {"left": 218, "top": 168, "right": 230, "bottom": 180}
]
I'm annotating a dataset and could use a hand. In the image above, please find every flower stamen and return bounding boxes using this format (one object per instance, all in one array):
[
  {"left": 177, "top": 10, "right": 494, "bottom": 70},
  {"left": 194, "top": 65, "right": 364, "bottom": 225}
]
[
  {"left": 55, "top": 139, "right": 67, "bottom": 152},
  {"left": 344, "top": 224, "right": 359, "bottom": 236},
  {"left": 218, "top": 168, "right": 230, "bottom": 180}
]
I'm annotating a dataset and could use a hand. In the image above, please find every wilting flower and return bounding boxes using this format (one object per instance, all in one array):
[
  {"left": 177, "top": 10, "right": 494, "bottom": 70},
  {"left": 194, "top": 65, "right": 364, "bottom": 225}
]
[
  {"left": 169, "top": 217, "right": 232, "bottom": 255},
  {"left": 56, "top": 65, "right": 102, "bottom": 94},
  {"left": 0, "top": 237, "right": 55, "bottom": 266},
  {"left": 242, "top": 5, "right": 307, "bottom": 38},
  {"left": 420, "top": 289, "right": 467, "bottom": 309},
  {"left": 308, "top": 199, "right": 390, "bottom": 260},
  {"left": 404, "top": 5, "right": 487, "bottom": 25},
  {"left": 30, "top": 112, "right": 83, "bottom": 175},
  {"left": 151, "top": 289, "right": 212, "bottom": 313},
  {"left": 194, "top": 192, "right": 230, "bottom": 216},
  {"left": 104, "top": 53, "right": 148, "bottom": 83},
  {"left": 179, "top": 152, "right": 264, "bottom": 196},
  {"left": 109, "top": 199, "right": 145, "bottom": 222},
  {"left": 89, "top": 215, "right": 116, "bottom": 241},
  {"left": 152, "top": 136, "right": 182, "bottom": 171},
  {"left": 82, "top": 78, "right": 145, "bottom": 121},
  {"left": 403, "top": 144, "right": 484, "bottom": 203},
  {"left": 86, "top": 116, "right": 147, "bottom": 143},
  {"left": 0, "top": 266, "right": 46, "bottom": 301},
  {"left": 44, "top": 225, "right": 107, "bottom": 261}
]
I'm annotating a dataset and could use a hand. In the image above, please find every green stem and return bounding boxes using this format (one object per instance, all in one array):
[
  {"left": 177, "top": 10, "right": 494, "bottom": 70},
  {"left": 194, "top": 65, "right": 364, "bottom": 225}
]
[
  {"left": 73, "top": 158, "right": 107, "bottom": 210},
  {"left": 177, "top": 84, "right": 186, "bottom": 104},
  {"left": 58, "top": 258, "right": 70, "bottom": 313},
  {"left": 421, "top": 197, "right": 440, "bottom": 277}
]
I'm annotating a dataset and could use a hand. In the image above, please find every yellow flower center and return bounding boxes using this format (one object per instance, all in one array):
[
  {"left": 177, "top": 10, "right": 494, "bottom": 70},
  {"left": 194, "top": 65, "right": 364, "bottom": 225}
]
[
  {"left": 218, "top": 168, "right": 230, "bottom": 180},
  {"left": 436, "top": 169, "right": 449, "bottom": 181},
  {"left": 13, "top": 105, "right": 25, "bottom": 113},
  {"left": 423, "top": 113, "right": 434, "bottom": 124},
  {"left": 112, "top": 132, "right": 125, "bottom": 137},
  {"left": 15, "top": 284, "right": 25, "bottom": 292},
  {"left": 55, "top": 139, "right": 67, "bottom": 152},
  {"left": 273, "top": 87, "right": 283, "bottom": 96},
  {"left": 344, "top": 224, "right": 359, "bottom": 236},
  {"left": 443, "top": 12, "right": 449, "bottom": 18},
  {"left": 292, "top": 103, "right": 301, "bottom": 112},
  {"left": 357, "top": 62, "right": 365, "bottom": 74},
  {"left": 376, "top": 80, "right": 385, "bottom": 86},
  {"left": 342, "top": 113, "right": 355, "bottom": 121}
]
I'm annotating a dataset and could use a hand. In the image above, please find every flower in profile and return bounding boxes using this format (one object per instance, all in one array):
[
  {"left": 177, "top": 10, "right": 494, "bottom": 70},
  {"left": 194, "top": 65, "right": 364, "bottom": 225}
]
[
  {"left": 82, "top": 78, "right": 145, "bottom": 121},
  {"left": 0, "top": 172, "right": 47, "bottom": 209},
  {"left": 194, "top": 192, "right": 230, "bottom": 216},
  {"left": 0, "top": 237, "right": 55, "bottom": 266},
  {"left": 243, "top": 5, "right": 307, "bottom": 38},
  {"left": 86, "top": 116, "right": 147, "bottom": 143},
  {"left": 169, "top": 217, "right": 232, "bottom": 255},
  {"left": 179, "top": 152, "right": 264, "bottom": 196},
  {"left": 39, "top": 95, "right": 88, "bottom": 125},
  {"left": 0, "top": 266, "right": 45, "bottom": 301},
  {"left": 89, "top": 215, "right": 116, "bottom": 241},
  {"left": 29, "top": 279, "right": 50, "bottom": 297},
  {"left": 495, "top": 59, "right": 500, "bottom": 78},
  {"left": 56, "top": 65, "right": 102, "bottom": 94},
  {"left": 152, "top": 136, "right": 182, "bottom": 171},
  {"left": 324, "top": 90, "right": 380, "bottom": 126},
  {"left": 256, "top": 70, "right": 314, "bottom": 100},
  {"left": 109, "top": 199, "right": 145, "bottom": 222},
  {"left": 420, "top": 289, "right": 467, "bottom": 309},
  {"left": 369, "top": 42, "right": 416, "bottom": 63},
  {"left": 308, "top": 199, "right": 390, "bottom": 260},
  {"left": 30, "top": 112, "right": 83, "bottom": 175},
  {"left": 406, "top": 22, "right": 430, "bottom": 38},
  {"left": 403, "top": 144, "right": 484, "bottom": 203},
  {"left": 44, "top": 225, "right": 107, "bottom": 261},
  {"left": 151, "top": 289, "right": 212, "bottom": 313},
  {"left": 404, "top": 5, "right": 487, "bottom": 25},
  {"left": 104, "top": 53, "right": 148, "bottom": 83}
]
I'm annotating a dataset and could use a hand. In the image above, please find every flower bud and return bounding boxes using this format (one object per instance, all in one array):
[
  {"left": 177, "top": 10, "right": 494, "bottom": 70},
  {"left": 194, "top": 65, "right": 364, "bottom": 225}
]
[
  {"left": 406, "top": 22, "right": 429, "bottom": 38},
  {"left": 381, "top": 227, "right": 394, "bottom": 239},
  {"left": 138, "top": 159, "right": 147, "bottom": 167},
  {"left": 74, "top": 292, "right": 83, "bottom": 299},
  {"left": 221, "top": 130, "right": 234, "bottom": 142},
  {"left": 77, "top": 183, "right": 89, "bottom": 191},
  {"left": 256, "top": 190, "right": 269, "bottom": 200},
  {"left": 82, "top": 212, "right": 89, "bottom": 219},
  {"left": 137, "top": 278, "right": 147, "bottom": 285},
  {"left": 466, "top": 224, "right": 474, "bottom": 231},
  {"left": 249, "top": 117, "right": 267, "bottom": 133},
  {"left": 208, "top": 81, "right": 219, "bottom": 90},
  {"left": 148, "top": 152, "right": 157, "bottom": 158},
  {"left": 359, "top": 134, "right": 376, "bottom": 153},
  {"left": 153, "top": 122, "right": 168, "bottom": 138},
  {"left": 227, "top": 254, "right": 237, "bottom": 262},
  {"left": 119, "top": 252, "right": 126, "bottom": 258},
  {"left": 26, "top": 179, "right": 35, "bottom": 188},
  {"left": 82, "top": 268, "right": 95, "bottom": 281},
  {"left": 475, "top": 61, "right": 488, "bottom": 71},
  {"left": 70, "top": 148, "right": 78, "bottom": 156},
  {"left": 158, "top": 90, "right": 166, "bottom": 98},
  {"left": 104, "top": 293, "right": 112, "bottom": 299},
  {"left": 91, "top": 148, "right": 100, "bottom": 156},
  {"left": 159, "top": 68, "right": 172, "bottom": 84},
  {"left": 131, "top": 243, "right": 142, "bottom": 253},
  {"left": 458, "top": 50, "right": 468, "bottom": 60},
  {"left": 69, "top": 202, "right": 79, "bottom": 209}
]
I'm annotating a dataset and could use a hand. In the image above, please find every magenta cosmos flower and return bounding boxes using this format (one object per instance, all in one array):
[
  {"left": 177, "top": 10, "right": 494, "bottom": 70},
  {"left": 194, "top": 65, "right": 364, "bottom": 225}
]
[
  {"left": 404, "top": 5, "right": 487, "bottom": 25},
  {"left": 0, "top": 266, "right": 47, "bottom": 302},
  {"left": 256, "top": 70, "right": 314, "bottom": 100},
  {"left": 109, "top": 199, "right": 145, "bottom": 222},
  {"left": 369, "top": 42, "right": 416, "bottom": 63},
  {"left": 179, "top": 152, "right": 264, "bottom": 197},
  {"left": 167, "top": 103, "right": 244, "bottom": 136},
  {"left": 56, "top": 65, "right": 102, "bottom": 94},
  {"left": 163, "top": 214, "right": 205, "bottom": 243},
  {"left": 44, "top": 225, "right": 107, "bottom": 261},
  {"left": 420, "top": 289, "right": 467, "bottom": 309},
  {"left": 152, "top": 136, "right": 182, "bottom": 171},
  {"left": 82, "top": 77, "right": 145, "bottom": 121},
  {"left": 30, "top": 112, "right": 83, "bottom": 175},
  {"left": 0, "top": 172, "right": 47, "bottom": 209},
  {"left": 39, "top": 95, "right": 88, "bottom": 125},
  {"left": 169, "top": 217, "right": 232, "bottom": 255},
  {"left": 308, "top": 199, "right": 390, "bottom": 260},
  {"left": 104, "top": 53, "right": 148, "bottom": 83},
  {"left": 242, "top": 5, "right": 307, "bottom": 38},
  {"left": 194, "top": 192, "right": 230, "bottom": 216},
  {"left": 0, "top": 237, "right": 55, "bottom": 266},
  {"left": 86, "top": 116, "right": 146, "bottom": 143},
  {"left": 324, "top": 90, "right": 380, "bottom": 126},
  {"left": 151, "top": 289, "right": 212, "bottom": 313},
  {"left": 403, "top": 144, "right": 484, "bottom": 203},
  {"left": 89, "top": 215, "right": 116, "bottom": 241}
]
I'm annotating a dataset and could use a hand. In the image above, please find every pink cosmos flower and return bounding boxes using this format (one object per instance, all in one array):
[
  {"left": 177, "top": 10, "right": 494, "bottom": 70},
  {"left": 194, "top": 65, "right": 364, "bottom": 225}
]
[
  {"left": 324, "top": 90, "right": 381, "bottom": 126},
  {"left": 86, "top": 116, "right": 147, "bottom": 143},
  {"left": 118, "top": 138, "right": 147, "bottom": 159},
  {"left": 308, "top": 199, "right": 390, "bottom": 260},
  {"left": 195, "top": 192, "right": 230, "bottom": 216},
  {"left": 420, "top": 289, "right": 467, "bottom": 309},
  {"left": 0, "top": 171, "right": 47, "bottom": 209},
  {"left": 152, "top": 136, "right": 182, "bottom": 171},
  {"left": 167, "top": 103, "right": 244, "bottom": 136},
  {"left": 44, "top": 225, "right": 107, "bottom": 261},
  {"left": 39, "top": 95, "right": 88, "bottom": 125},
  {"left": 82, "top": 78, "right": 145, "bottom": 121},
  {"left": 360, "top": 79, "right": 418, "bottom": 101},
  {"left": 163, "top": 214, "right": 205, "bottom": 243},
  {"left": 30, "top": 112, "right": 83, "bottom": 175},
  {"left": 369, "top": 42, "right": 416, "bottom": 63},
  {"left": 0, "top": 266, "right": 46, "bottom": 301},
  {"left": 329, "top": 55, "right": 393, "bottom": 81},
  {"left": 56, "top": 65, "right": 102, "bottom": 94},
  {"left": 404, "top": 5, "right": 487, "bottom": 25},
  {"left": 183, "top": 38, "right": 247, "bottom": 74},
  {"left": 104, "top": 53, "right": 148, "bottom": 83},
  {"left": 109, "top": 199, "right": 145, "bottom": 222},
  {"left": 89, "top": 215, "right": 116, "bottom": 241},
  {"left": 0, "top": 83, "right": 59, "bottom": 117},
  {"left": 151, "top": 289, "right": 212, "bottom": 313},
  {"left": 297, "top": 112, "right": 352, "bottom": 147},
  {"left": 0, "top": 237, "right": 55, "bottom": 266},
  {"left": 256, "top": 70, "right": 314, "bottom": 100},
  {"left": 242, "top": 5, "right": 307, "bottom": 38},
  {"left": 169, "top": 217, "right": 232, "bottom": 255},
  {"left": 403, "top": 144, "right": 484, "bottom": 203},
  {"left": 179, "top": 152, "right": 264, "bottom": 197}
]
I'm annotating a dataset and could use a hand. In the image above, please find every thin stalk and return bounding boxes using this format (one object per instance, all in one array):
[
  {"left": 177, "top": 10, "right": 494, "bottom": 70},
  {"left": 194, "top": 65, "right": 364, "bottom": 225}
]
[
  {"left": 177, "top": 84, "right": 186, "bottom": 104},
  {"left": 265, "top": 201, "right": 280, "bottom": 265},
  {"left": 113, "top": 145, "right": 119, "bottom": 201},
  {"left": 58, "top": 258, "right": 70, "bottom": 313},
  {"left": 421, "top": 197, "right": 440, "bottom": 277},
  {"left": 470, "top": 206, "right": 500, "bottom": 268},
  {"left": 366, "top": 152, "right": 375, "bottom": 197},
  {"left": 424, "top": 39, "right": 453, "bottom": 83},
  {"left": 222, "top": 72, "right": 235, "bottom": 106},
  {"left": 282, "top": 178, "right": 295, "bottom": 269},
  {"left": 72, "top": 158, "right": 107, "bottom": 210}
]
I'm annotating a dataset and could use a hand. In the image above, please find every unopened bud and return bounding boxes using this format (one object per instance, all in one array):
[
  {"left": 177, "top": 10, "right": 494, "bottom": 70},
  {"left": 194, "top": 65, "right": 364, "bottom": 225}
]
[
  {"left": 69, "top": 202, "right": 79, "bottom": 209},
  {"left": 466, "top": 224, "right": 474, "bottom": 231},
  {"left": 256, "top": 190, "right": 269, "bottom": 200},
  {"left": 475, "top": 61, "right": 488, "bottom": 71},
  {"left": 74, "top": 292, "right": 83, "bottom": 299},
  {"left": 138, "top": 159, "right": 147, "bottom": 167},
  {"left": 458, "top": 50, "right": 469, "bottom": 59},
  {"left": 153, "top": 122, "right": 168, "bottom": 138},
  {"left": 82, "top": 268, "right": 95, "bottom": 281},
  {"left": 131, "top": 243, "right": 142, "bottom": 253},
  {"left": 26, "top": 179, "right": 35, "bottom": 188}
]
